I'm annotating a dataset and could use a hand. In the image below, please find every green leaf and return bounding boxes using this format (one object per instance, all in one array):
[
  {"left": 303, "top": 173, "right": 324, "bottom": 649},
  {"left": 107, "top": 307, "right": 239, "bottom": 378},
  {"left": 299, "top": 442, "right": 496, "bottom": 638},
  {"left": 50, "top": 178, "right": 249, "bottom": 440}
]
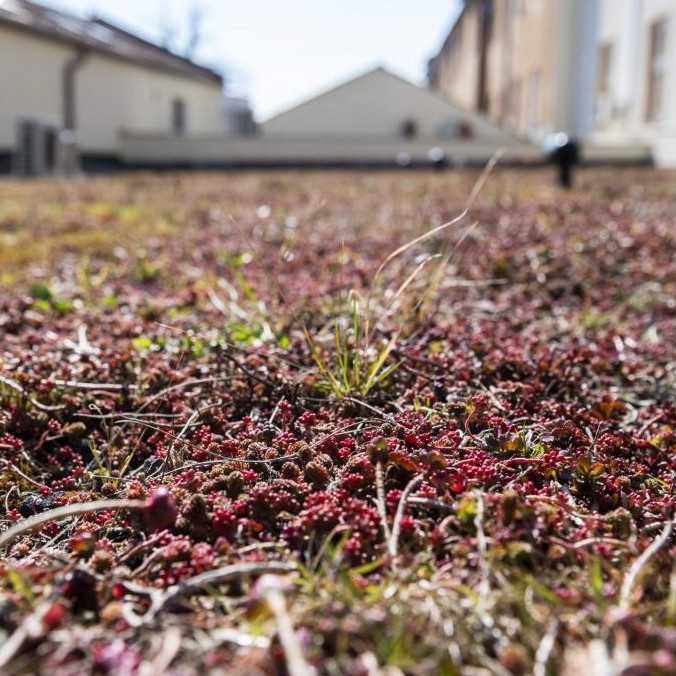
[
  {"left": 228, "top": 321, "right": 263, "bottom": 346},
  {"left": 52, "top": 298, "right": 73, "bottom": 316},
  {"left": 101, "top": 295, "right": 119, "bottom": 309},
  {"left": 7, "top": 568, "right": 33, "bottom": 602},
  {"left": 30, "top": 284, "right": 52, "bottom": 301},
  {"left": 132, "top": 337, "right": 153, "bottom": 352},
  {"left": 590, "top": 557, "right": 604, "bottom": 603},
  {"left": 31, "top": 299, "right": 52, "bottom": 313}
]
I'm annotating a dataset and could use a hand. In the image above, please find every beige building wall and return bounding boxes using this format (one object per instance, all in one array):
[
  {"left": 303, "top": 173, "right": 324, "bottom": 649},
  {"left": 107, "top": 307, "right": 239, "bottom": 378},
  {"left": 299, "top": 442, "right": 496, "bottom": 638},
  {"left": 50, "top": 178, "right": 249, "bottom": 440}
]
[
  {"left": 487, "top": 0, "right": 557, "bottom": 133},
  {"left": 433, "top": 4, "right": 483, "bottom": 112},
  {"left": 76, "top": 56, "right": 225, "bottom": 153},
  {"left": 0, "top": 24, "right": 224, "bottom": 155},
  {"left": 430, "top": 0, "right": 599, "bottom": 141},
  {"left": 0, "top": 25, "right": 72, "bottom": 147}
]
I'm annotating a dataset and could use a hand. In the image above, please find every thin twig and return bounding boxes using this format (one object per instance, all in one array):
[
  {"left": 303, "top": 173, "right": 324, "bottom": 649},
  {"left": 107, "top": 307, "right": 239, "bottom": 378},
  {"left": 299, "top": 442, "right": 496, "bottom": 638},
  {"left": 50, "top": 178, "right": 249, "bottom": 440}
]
[
  {"left": 158, "top": 409, "right": 200, "bottom": 478},
  {"left": 474, "top": 491, "right": 491, "bottom": 600},
  {"left": 124, "top": 561, "right": 296, "bottom": 626},
  {"left": 0, "top": 459, "right": 50, "bottom": 490},
  {"left": 375, "top": 461, "right": 391, "bottom": 543},
  {"left": 619, "top": 519, "right": 674, "bottom": 610},
  {"left": 262, "top": 577, "right": 316, "bottom": 676},
  {"left": 0, "top": 601, "right": 53, "bottom": 669},
  {"left": 51, "top": 379, "right": 134, "bottom": 391},
  {"left": 406, "top": 496, "right": 453, "bottom": 512},
  {"left": 156, "top": 452, "right": 301, "bottom": 477},
  {"left": 0, "top": 374, "right": 64, "bottom": 412},
  {"left": 374, "top": 148, "right": 504, "bottom": 281},
  {"left": 533, "top": 619, "right": 559, "bottom": 676},
  {"left": 117, "top": 530, "right": 169, "bottom": 565},
  {"left": 638, "top": 412, "right": 664, "bottom": 437},
  {"left": 0, "top": 499, "right": 145, "bottom": 550},
  {"left": 388, "top": 474, "right": 423, "bottom": 559},
  {"left": 146, "top": 627, "right": 182, "bottom": 674},
  {"left": 343, "top": 397, "right": 405, "bottom": 428},
  {"left": 134, "top": 376, "right": 228, "bottom": 414}
]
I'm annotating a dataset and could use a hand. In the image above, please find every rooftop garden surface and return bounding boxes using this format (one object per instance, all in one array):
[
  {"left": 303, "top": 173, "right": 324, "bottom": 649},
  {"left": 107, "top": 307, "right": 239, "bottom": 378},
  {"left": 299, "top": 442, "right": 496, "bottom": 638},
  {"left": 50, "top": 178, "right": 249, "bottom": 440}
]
[{"left": 0, "top": 169, "right": 674, "bottom": 675}]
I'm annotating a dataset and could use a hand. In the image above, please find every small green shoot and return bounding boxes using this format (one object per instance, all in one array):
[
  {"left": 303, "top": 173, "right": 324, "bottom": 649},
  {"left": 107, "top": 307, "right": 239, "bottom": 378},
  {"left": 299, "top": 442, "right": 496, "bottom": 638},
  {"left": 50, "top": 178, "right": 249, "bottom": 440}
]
[{"left": 305, "top": 296, "right": 400, "bottom": 399}]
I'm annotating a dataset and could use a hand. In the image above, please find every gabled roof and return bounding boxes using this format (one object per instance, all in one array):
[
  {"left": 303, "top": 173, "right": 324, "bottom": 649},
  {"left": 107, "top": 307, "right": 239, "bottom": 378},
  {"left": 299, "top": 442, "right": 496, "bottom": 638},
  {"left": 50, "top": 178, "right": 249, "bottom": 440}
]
[
  {"left": 263, "top": 66, "right": 523, "bottom": 145},
  {"left": 0, "top": 0, "right": 222, "bottom": 85}
]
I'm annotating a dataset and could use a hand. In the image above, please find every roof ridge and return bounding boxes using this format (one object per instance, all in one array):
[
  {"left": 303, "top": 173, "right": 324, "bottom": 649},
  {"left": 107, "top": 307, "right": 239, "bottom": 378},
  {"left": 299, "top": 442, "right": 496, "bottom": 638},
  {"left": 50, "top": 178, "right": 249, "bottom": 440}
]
[
  {"left": 0, "top": 0, "right": 223, "bottom": 85},
  {"left": 90, "top": 16, "right": 220, "bottom": 80}
]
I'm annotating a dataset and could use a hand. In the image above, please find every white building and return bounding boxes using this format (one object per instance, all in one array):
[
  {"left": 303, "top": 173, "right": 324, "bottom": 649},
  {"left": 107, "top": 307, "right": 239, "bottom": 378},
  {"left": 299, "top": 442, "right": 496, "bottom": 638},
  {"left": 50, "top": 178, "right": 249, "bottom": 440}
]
[
  {"left": 0, "top": 0, "right": 226, "bottom": 174},
  {"left": 592, "top": 0, "right": 676, "bottom": 167}
]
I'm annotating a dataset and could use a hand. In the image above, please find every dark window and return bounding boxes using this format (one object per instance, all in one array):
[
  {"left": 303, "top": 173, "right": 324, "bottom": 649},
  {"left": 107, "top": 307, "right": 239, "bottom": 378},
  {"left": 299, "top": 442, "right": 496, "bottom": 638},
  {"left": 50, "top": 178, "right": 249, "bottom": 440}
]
[
  {"left": 401, "top": 119, "right": 418, "bottom": 139},
  {"left": 44, "top": 129, "right": 57, "bottom": 171},
  {"left": 21, "top": 123, "right": 35, "bottom": 176},
  {"left": 457, "top": 121, "right": 474, "bottom": 139},
  {"left": 172, "top": 98, "right": 186, "bottom": 135},
  {"left": 597, "top": 43, "right": 613, "bottom": 96},
  {"left": 646, "top": 18, "right": 668, "bottom": 122}
]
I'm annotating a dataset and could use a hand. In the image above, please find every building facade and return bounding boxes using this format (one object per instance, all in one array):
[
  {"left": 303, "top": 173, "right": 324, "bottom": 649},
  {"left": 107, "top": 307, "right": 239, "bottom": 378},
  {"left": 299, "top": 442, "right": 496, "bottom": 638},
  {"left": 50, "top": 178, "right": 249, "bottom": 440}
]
[
  {"left": 428, "top": 0, "right": 600, "bottom": 142},
  {"left": 592, "top": 0, "right": 676, "bottom": 167},
  {"left": 0, "top": 0, "right": 226, "bottom": 173}
]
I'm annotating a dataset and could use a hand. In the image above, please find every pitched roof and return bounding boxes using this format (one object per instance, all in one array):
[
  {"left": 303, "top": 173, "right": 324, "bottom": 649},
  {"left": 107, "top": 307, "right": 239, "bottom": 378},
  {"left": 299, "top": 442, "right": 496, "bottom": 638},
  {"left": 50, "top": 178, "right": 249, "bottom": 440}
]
[
  {"left": 263, "top": 66, "right": 524, "bottom": 145},
  {"left": 0, "top": 0, "right": 222, "bottom": 84}
]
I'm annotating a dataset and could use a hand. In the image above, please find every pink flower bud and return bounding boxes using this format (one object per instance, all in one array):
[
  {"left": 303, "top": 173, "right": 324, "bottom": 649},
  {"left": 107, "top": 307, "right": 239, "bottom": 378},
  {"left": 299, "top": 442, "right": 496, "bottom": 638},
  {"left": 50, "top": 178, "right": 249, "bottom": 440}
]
[{"left": 143, "top": 488, "right": 177, "bottom": 532}]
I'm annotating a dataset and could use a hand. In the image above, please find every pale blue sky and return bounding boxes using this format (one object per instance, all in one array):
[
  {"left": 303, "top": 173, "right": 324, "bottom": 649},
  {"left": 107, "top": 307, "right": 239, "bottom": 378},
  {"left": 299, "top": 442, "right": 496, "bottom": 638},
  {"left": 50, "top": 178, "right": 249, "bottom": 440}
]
[{"left": 41, "top": 0, "right": 461, "bottom": 120}]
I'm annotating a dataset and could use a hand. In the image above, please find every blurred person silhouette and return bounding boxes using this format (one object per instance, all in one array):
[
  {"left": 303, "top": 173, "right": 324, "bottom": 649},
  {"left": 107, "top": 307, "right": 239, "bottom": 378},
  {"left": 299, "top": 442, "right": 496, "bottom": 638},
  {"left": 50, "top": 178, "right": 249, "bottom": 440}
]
[{"left": 546, "top": 133, "right": 580, "bottom": 189}]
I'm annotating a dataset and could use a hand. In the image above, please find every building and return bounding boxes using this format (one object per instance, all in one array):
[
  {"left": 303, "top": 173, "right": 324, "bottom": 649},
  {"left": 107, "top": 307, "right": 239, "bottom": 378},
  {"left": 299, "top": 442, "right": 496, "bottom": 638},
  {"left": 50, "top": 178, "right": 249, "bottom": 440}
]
[
  {"left": 223, "top": 96, "right": 258, "bottom": 137},
  {"left": 592, "top": 0, "right": 676, "bottom": 167},
  {"left": 119, "top": 66, "right": 538, "bottom": 167},
  {"left": 428, "top": 0, "right": 600, "bottom": 143},
  {"left": 0, "top": 0, "right": 226, "bottom": 174}
]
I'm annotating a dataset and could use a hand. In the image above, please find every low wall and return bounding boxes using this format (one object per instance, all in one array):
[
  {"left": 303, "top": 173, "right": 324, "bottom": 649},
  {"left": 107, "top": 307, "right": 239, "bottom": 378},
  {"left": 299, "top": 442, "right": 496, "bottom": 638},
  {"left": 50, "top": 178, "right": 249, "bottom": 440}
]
[
  {"left": 118, "top": 133, "right": 541, "bottom": 168},
  {"left": 582, "top": 143, "right": 653, "bottom": 166},
  {"left": 651, "top": 138, "right": 676, "bottom": 169}
]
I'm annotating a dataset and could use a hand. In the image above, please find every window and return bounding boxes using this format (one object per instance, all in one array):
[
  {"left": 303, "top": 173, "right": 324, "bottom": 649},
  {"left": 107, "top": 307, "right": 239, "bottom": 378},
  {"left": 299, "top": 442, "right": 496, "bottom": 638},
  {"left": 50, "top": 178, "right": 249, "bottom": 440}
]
[
  {"left": 597, "top": 43, "right": 613, "bottom": 96},
  {"left": 526, "top": 70, "right": 541, "bottom": 130},
  {"left": 172, "top": 98, "right": 186, "bottom": 135},
  {"left": 509, "top": 79, "right": 522, "bottom": 129},
  {"left": 645, "top": 18, "right": 668, "bottom": 122},
  {"left": 457, "top": 121, "right": 474, "bottom": 139},
  {"left": 400, "top": 119, "right": 418, "bottom": 139},
  {"left": 596, "top": 42, "right": 614, "bottom": 123},
  {"left": 44, "top": 128, "right": 57, "bottom": 172}
]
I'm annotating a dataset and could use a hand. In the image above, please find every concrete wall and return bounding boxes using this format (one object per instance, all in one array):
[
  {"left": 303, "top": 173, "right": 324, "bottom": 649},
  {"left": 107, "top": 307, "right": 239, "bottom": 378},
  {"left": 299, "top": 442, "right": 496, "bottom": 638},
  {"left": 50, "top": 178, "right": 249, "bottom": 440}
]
[
  {"left": 0, "top": 24, "right": 224, "bottom": 156},
  {"left": 119, "top": 132, "right": 539, "bottom": 166}
]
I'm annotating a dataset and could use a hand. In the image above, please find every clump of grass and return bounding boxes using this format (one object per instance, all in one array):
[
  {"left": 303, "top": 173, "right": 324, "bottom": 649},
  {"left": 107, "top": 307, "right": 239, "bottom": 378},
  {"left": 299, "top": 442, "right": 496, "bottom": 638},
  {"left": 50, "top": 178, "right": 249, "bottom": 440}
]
[
  {"left": 305, "top": 293, "right": 400, "bottom": 399},
  {"left": 305, "top": 150, "right": 504, "bottom": 400}
]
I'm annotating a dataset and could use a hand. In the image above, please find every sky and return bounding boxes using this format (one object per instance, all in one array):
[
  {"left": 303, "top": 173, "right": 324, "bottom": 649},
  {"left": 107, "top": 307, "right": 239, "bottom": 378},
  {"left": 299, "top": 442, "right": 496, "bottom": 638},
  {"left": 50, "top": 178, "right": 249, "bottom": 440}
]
[{"left": 41, "top": 0, "right": 462, "bottom": 121}]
